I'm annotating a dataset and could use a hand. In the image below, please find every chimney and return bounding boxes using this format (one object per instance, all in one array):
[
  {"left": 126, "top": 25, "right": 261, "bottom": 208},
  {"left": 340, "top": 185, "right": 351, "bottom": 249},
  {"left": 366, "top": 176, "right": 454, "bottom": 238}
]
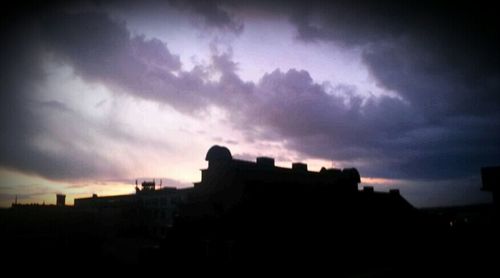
[
  {"left": 257, "top": 157, "right": 275, "bottom": 168},
  {"left": 292, "top": 162, "right": 308, "bottom": 172}
]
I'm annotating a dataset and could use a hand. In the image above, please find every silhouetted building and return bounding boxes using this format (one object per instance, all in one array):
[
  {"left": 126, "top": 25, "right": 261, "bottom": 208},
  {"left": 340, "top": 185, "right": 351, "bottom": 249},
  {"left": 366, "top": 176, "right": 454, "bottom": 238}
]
[
  {"left": 195, "top": 145, "right": 360, "bottom": 193},
  {"left": 56, "top": 194, "right": 66, "bottom": 206},
  {"left": 74, "top": 180, "right": 190, "bottom": 238},
  {"left": 11, "top": 194, "right": 67, "bottom": 209},
  {"left": 164, "top": 145, "right": 426, "bottom": 267},
  {"left": 186, "top": 145, "right": 413, "bottom": 213}
]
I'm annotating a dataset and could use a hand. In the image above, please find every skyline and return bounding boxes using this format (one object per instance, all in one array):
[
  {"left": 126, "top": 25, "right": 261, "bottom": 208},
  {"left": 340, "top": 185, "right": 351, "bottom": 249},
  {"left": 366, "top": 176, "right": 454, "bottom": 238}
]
[{"left": 1, "top": 0, "right": 499, "bottom": 207}]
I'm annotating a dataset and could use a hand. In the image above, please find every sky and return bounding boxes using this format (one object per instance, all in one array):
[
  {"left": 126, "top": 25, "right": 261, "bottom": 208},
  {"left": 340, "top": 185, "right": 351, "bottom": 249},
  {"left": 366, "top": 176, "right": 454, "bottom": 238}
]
[{"left": 1, "top": 0, "right": 499, "bottom": 207}]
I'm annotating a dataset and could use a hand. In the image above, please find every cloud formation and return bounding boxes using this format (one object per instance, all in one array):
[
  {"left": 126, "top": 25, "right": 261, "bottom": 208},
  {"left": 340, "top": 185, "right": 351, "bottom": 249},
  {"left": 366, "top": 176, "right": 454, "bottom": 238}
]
[{"left": 1, "top": 0, "right": 499, "bottom": 193}]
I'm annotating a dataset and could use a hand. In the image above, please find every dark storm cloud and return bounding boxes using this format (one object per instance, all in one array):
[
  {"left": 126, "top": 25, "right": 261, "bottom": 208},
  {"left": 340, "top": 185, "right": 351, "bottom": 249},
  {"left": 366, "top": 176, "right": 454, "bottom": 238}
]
[
  {"left": 358, "top": 37, "right": 500, "bottom": 179},
  {"left": 289, "top": 1, "right": 500, "bottom": 180},
  {"left": 0, "top": 9, "right": 179, "bottom": 180},
  {"left": 203, "top": 0, "right": 500, "bottom": 180},
  {"left": 0, "top": 7, "right": 253, "bottom": 181},
  {"left": 40, "top": 11, "right": 202, "bottom": 111},
  {"left": 362, "top": 37, "right": 500, "bottom": 117},
  {"left": 172, "top": 0, "right": 500, "bottom": 113},
  {"left": 245, "top": 68, "right": 499, "bottom": 180},
  {"left": 169, "top": 0, "right": 243, "bottom": 34},
  {"left": 39, "top": 10, "right": 255, "bottom": 113},
  {"left": 0, "top": 42, "right": 130, "bottom": 183}
]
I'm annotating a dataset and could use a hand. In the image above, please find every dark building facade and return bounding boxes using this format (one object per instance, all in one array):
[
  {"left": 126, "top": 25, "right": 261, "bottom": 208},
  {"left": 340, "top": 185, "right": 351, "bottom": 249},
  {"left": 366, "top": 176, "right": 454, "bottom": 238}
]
[
  {"left": 163, "top": 146, "right": 432, "bottom": 269},
  {"left": 184, "top": 145, "right": 416, "bottom": 219},
  {"left": 75, "top": 180, "right": 190, "bottom": 239}
]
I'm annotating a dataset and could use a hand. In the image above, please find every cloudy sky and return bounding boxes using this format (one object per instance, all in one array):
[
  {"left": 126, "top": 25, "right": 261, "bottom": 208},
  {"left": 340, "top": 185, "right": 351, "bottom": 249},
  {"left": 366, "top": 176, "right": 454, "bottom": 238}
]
[{"left": 1, "top": 0, "right": 499, "bottom": 207}]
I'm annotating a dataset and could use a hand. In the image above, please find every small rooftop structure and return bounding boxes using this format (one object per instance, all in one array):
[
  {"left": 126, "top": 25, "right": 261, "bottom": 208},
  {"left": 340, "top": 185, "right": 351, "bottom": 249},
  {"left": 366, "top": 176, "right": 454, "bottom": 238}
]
[
  {"left": 256, "top": 157, "right": 275, "bottom": 168},
  {"left": 292, "top": 162, "right": 308, "bottom": 172},
  {"left": 141, "top": 180, "right": 156, "bottom": 191}
]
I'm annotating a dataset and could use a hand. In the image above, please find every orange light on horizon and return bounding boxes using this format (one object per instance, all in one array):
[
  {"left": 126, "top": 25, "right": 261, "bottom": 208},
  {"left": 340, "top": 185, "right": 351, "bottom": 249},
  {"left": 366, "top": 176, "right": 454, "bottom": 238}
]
[{"left": 361, "top": 177, "right": 401, "bottom": 186}]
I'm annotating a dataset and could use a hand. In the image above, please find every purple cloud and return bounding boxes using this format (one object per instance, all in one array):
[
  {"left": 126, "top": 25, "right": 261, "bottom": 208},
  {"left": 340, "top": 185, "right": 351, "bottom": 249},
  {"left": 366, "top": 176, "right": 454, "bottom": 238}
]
[{"left": 1, "top": 1, "right": 499, "bottom": 197}]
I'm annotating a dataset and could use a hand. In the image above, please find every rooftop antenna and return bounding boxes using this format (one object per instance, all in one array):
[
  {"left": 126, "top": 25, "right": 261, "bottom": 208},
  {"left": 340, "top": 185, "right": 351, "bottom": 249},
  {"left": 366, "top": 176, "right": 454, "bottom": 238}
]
[{"left": 14, "top": 195, "right": 17, "bottom": 205}]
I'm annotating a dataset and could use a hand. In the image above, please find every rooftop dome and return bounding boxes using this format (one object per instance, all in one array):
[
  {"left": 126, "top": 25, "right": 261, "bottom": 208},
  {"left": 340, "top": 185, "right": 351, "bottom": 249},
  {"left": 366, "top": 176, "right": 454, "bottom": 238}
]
[
  {"left": 342, "top": 168, "right": 361, "bottom": 183},
  {"left": 205, "top": 145, "right": 232, "bottom": 161}
]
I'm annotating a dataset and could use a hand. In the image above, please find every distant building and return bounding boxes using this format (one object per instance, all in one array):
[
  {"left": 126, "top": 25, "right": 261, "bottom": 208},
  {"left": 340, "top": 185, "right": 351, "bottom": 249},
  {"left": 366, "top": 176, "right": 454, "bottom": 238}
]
[
  {"left": 56, "top": 194, "right": 66, "bottom": 206},
  {"left": 12, "top": 194, "right": 67, "bottom": 209},
  {"left": 74, "top": 180, "right": 190, "bottom": 238}
]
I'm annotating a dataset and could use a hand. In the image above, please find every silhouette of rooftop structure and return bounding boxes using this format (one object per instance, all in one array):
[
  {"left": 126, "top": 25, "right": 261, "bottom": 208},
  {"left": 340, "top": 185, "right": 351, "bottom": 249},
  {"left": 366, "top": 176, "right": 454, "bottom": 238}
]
[
  {"left": 195, "top": 144, "right": 361, "bottom": 192},
  {"left": 140, "top": 180, "right": 156, "bottom": 191}
]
